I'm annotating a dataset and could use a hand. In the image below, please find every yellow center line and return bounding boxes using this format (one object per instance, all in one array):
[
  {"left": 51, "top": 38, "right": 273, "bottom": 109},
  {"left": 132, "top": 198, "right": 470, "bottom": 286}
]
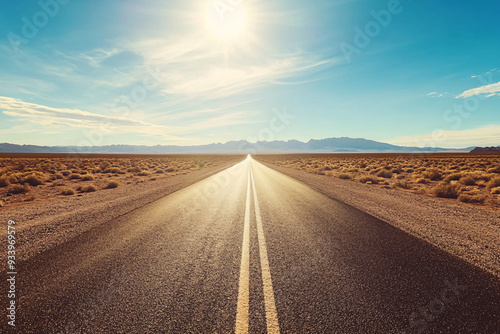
[
  {"left": 250, "top": 161, "right": 281, "bottom": 334},
  {"left": 235, "top": 164, "right": 251, "bottom": 334}
]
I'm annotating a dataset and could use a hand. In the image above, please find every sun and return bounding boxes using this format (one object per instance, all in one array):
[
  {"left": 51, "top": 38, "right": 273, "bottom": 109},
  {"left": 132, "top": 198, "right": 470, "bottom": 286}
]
[{"left": 205, "top": 1, "right": 249, "bottom": 41}]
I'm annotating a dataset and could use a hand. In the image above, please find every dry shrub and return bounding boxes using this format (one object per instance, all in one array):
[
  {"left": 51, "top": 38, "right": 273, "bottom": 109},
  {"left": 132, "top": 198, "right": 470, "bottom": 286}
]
[
  {"left": 69, "top": 173, "right": 81, "bottom": 180},
  {"left": 100, "top": 162, "right": 111, "bottom": 171},
  {"left": 431, "top": 182, "right": 461, "bottom": 199},
  {"left": 128, "top": 166, "right": 142, "bottom": 173},
  {"left": 487, "top": 177, "right": 500, "bottom": 190},
  {"left": 444, "top": 173, "right": 462, "bottom": 182},
  {"left": 491, "top": 187, "right": 500, "bottom": 195},
  {"left": 61, "top": 170, "right": 72, "bottom": 176},
  {"left": 423, "top": 169, "right": 443, "bottom": 181},
  {"left": 338, "top": 173, "right": 351, "bottom": 180},
  {"left": 0, "top": 200, "right": 4, "bottom": 207},
  {"left": 138, "top": 171, "right": 150, "bottom": 176},
  {"left": 22, "top": 174, "right": 45, "bottom": 186},
  {"left": 377, "top": 170, "right": 393, "bottom": 178},
  {"left": 359, "top": 175, "right": 379, "bottom": 184},
  {"left": 416, "top": 178, "right": 428, "bottom": 184},
  {"left": 0, "top": 176, "right": 11, "bottom": 187},
  {"left": 105, "top": 181, "right": 119, "bottom": 189},
  {"left": 81, "top": 174, "right": 94, "bottom": 181},
  {"left": 460, "top": 176, "right": 476, "bottom": 186},
  {"left": 9, "top": 184, "right": 30, "bottom": 194},
  {"left": 81, "top": 184, "right": 97, "bottom": 192},
  {"left": 458, "top": 194, "right": 486, "bottom": 204},
  {"left": 54, "top": 173, "right": 64, "bottom": 179},
  {"left": 315, "top": 169, "right": 326, "bottom": 175},
  {"left": 395, "top": 181, "right": 411, "bottom": 189},
  {"left": 61, "top": 188, "right": 76, "bottom": 195},
  {"left": 166, "top": 168, "right": 175, "bottom": 172},
  {"left": 487, "top": 166, "right": 500, "bottom": 173}
]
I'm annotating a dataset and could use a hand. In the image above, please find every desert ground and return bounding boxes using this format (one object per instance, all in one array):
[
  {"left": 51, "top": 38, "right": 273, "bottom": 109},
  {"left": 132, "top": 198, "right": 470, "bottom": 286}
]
[
  {"left": 0, "top": 153, "right": 241, "bottom": 208},
  {"left": 255, "top": 153, "right": 500, "bottom": 210}
]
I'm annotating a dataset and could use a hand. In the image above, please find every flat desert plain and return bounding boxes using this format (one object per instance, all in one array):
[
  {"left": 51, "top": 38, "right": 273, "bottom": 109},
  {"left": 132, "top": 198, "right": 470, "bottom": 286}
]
[
  {"left": 0, "top": 153, "right": 242, "bottom": 208},
  {"left": 256, "top": 153, "right": 500, "bottom": 210}
]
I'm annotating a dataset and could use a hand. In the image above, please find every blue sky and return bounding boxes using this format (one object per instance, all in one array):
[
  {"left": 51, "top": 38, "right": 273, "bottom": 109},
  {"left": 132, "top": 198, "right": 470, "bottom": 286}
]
[{"left": 0, "top": 0, "right": 499, "bottom": 148}]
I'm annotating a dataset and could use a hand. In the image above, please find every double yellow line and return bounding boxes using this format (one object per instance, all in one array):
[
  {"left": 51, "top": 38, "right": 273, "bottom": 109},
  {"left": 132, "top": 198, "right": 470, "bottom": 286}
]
[{"left": 235, "top": 160, "right": 280, "bottom": 334}]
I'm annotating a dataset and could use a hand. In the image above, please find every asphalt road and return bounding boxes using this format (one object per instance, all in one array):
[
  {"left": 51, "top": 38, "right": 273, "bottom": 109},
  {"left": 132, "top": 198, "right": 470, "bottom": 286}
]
[{"left": 2, "top": 155, "right": 500, "bottom": 333}]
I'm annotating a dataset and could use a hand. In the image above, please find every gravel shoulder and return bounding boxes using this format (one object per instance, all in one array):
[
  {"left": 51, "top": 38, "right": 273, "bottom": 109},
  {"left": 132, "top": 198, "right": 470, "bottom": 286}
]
[
  {"left": 0, "top": 160, "right": 241, "bottom": 262},
  {"left": 260, "top": 162, "right": 500, "bottom": 278}
]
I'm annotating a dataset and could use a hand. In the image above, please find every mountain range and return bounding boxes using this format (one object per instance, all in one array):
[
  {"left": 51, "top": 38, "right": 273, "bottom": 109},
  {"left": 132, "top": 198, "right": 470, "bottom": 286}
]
[{"left": 0, "top": 137, "right": 482, "bottom": 154}]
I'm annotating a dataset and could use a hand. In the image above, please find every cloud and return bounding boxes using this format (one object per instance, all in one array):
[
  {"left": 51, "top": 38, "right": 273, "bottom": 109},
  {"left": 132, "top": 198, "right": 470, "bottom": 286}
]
[
  {"left": 0, "top": 96, "right": 150, "bottom": 128},
  {"left": 388, "top": 124, "right": 500, "bottom": 148},
  {"left": 130, "top": 38, "right": 340, "bottom": 100},
  {"left": 426, "top": 92, "right": 450, "bottom": 98},
  {"left": 457, "top": 81, "right": 500, "bottom": 98},
  {"left": 0, "top": 96, "right": 257, "bottom": 143}
]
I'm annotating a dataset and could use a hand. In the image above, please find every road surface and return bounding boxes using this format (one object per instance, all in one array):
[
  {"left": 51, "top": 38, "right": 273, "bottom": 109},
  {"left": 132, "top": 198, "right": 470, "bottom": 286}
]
[{"left": 2, "top": 155, "right": 500, "bottom": 333}]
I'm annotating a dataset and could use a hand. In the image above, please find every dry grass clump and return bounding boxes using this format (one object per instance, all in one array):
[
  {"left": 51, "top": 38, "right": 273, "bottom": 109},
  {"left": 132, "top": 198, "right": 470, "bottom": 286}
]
[
  {"left": 359, "top": 175, "right": 379, "bottom": 184},
  {"left": 431, "top": 182, "right": 461, "bottom": 199},
  {"left": 491, "top": 187, "right": 500, "bottom": 195},
  {"left": 487, "top": 177, "right": 500, "bottom": 190},
  {"left": 8, "top": 184, "right": 30, "bottom": 194},
  {"left": 105, "top": 180, "right": 120, "bottom": 189},
  {"left": 460, "top": 176, "right": 476, "bottom": 186},
  {"left": 80, "top": 184, "right": 97, "bottom": 193},
  {"left": 376, "top": 170, "right": 393, "bottom": 178},
  {"left": 416, "top": 178, "right": 428, "bottom": 184},
  {"left": 61, "top": 188, "right": 76, "bottom": 196},
  {"left": 0, "top": 176, "right": 11, "bottom": 187},
  {"left": 81, "top": 174, "right": 94, "bottom": 181},
  {"left": 338, "top": 173, "right": 352, "bottom": 180},
  {"left": 444, "top": 173, "right": 462, "bottom": 182},
  {"left": 458, "top": 193, "right": 486, "bottom": 204},
  {"left": 423, "top": 169, "right": 443, "bottom": 181},
  {"left": 22, "top": 173, "right": 46, "bottom": 186}
]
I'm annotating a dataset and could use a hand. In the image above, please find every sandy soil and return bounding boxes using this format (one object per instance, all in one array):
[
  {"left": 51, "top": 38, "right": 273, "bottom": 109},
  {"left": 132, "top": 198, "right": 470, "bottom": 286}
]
[
  {"left": 0, "top": 159, "right": 242, "bottom": 262},
  {"left": 259, "top": 162, "right": 500, "bottom": 278}
]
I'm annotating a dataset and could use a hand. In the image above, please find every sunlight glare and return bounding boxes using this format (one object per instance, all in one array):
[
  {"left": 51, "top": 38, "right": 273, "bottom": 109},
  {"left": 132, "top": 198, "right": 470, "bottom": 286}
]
[{"left": 205, "top": 1, "right": 249, "bottom": 41}]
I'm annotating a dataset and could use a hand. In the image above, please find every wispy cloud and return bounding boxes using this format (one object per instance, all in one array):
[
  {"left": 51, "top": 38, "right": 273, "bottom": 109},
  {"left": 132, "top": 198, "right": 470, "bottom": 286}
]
[
  {"left": 426, "top": 92, "right": 450, "bottom": 98},
  {"left": 457, "top": 82, "right": 500, "bottom": 98},
  {"left": 0, "top": 96, "right": 149, "bottom": 128},
  {"left": 130, "top": 38, "right": 340, "bottom": 101},
  {"left": 388, "top": 124, "right": 500, "bottom": 148},
  {"left": 0, "top": 96, "right": 257, "bottom": 143}
]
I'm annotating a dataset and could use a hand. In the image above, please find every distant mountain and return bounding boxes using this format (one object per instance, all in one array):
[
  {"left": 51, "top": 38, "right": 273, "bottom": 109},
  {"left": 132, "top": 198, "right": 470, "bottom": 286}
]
[
  {"left": 470, "top": 146, "right": 500, "bottom": 153},
  {"left": 0, "top": 137, "right": 472, "bottom": 154}
]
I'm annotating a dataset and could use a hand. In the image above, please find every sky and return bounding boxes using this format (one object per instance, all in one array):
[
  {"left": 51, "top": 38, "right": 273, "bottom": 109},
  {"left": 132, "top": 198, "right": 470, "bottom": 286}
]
[{"left": 0, "top": 0, "right": 499, "bottom": 148}]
